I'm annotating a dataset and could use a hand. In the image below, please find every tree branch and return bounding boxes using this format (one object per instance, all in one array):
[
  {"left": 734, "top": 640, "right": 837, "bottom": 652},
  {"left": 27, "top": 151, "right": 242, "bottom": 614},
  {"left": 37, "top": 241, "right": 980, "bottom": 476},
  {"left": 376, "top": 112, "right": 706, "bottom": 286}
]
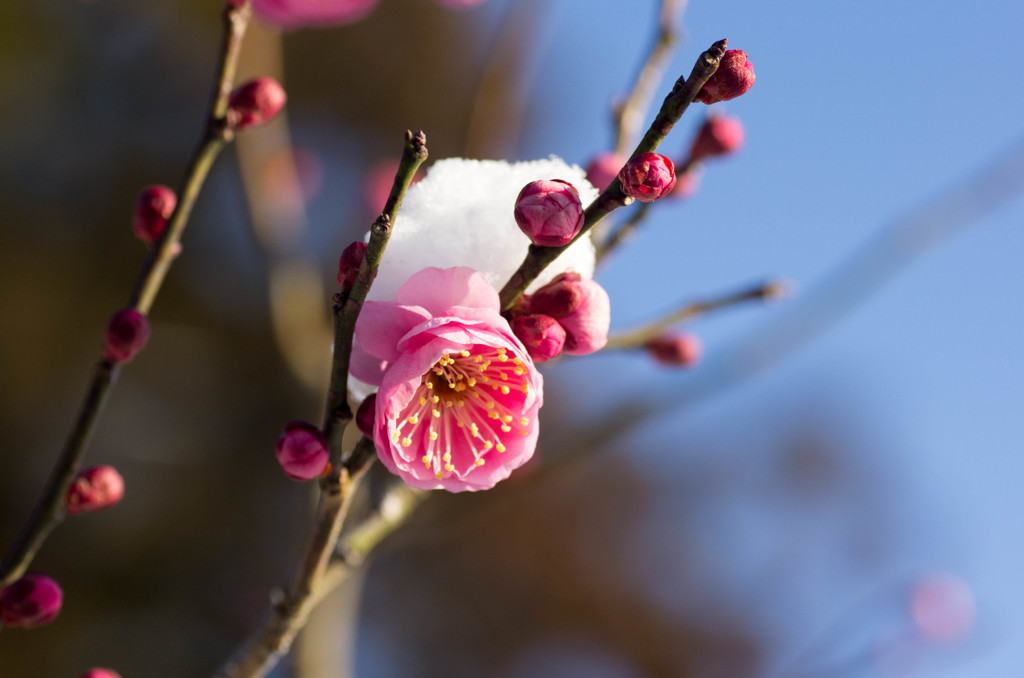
[
  {"left": 0, "top": 1, "right": 254, "bottom": 587},
  {"left": 603, "top": 279, "right": 789, "bottom": 350},
  {"left": 213, "top": 131, "right": 428, "bottom": 678},
  {"left": 498, "top": 39, "right": 726, "bottom": 312}
]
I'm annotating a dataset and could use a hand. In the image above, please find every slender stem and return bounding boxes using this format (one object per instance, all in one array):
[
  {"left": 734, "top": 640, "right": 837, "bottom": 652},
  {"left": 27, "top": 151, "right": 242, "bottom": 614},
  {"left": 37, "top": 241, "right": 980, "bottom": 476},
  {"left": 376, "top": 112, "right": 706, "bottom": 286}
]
[
  {"left": 130, "top": 2, "right": 251, "bottom": 313},
  {"left": 0, "top": 2, "right": 253, "bottom": 588},
  {"left": 324, "top": 130, "right": 429, "bottom": 462},
  {"left": 603, "top": 279, "right": 789, "bottom": 349},
  {"left": 613, "top": 0, "right": 688, "bottom": 156},
  {"left": 214, "top": 132, "right": 428, "bottom": 678},
  {"left": 498, "top": 39, "right": 727, "bottom": 312}
]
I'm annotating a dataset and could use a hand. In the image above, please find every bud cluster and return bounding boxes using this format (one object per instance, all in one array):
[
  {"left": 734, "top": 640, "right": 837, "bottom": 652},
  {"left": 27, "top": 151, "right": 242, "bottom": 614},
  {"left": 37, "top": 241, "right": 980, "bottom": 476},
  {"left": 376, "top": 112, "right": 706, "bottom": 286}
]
[{"left": 510, "top": 272, "right": 610, "bottom": 363}]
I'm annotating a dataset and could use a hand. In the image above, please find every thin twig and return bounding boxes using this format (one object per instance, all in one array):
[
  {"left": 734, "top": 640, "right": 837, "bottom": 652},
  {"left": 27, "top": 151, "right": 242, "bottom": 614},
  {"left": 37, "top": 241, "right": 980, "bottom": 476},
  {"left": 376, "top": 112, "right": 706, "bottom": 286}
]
[
  {"left": 0, "top": 1, "right": 254, "bottom": 588},
  {"left": 214, "top": 131, "right": 428, "bottom": 678},
  {"left": 498, "top": 39, "right": 727, "bottom": 312},
  {"left": 613, "top": 0, "right": 688, "bottom": 156},
  {"left": 604, "top": 279, "right": 789, "bottom": 350}
]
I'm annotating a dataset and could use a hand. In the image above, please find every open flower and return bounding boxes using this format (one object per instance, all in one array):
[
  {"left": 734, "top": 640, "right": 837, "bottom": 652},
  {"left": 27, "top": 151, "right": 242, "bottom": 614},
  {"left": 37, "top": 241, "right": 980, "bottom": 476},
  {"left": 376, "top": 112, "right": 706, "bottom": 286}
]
[{"left": 352, "top": 267, "right": 542, "bottom": 492}]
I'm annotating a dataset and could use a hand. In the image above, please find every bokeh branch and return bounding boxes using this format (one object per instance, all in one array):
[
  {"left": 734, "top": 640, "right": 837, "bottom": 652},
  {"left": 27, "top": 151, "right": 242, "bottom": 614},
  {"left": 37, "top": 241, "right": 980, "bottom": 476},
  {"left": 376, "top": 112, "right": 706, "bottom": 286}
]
[
  {"left": 613, "top": 0, "right": 688, "bottom": 156},
  {"left": 0, "top": 1, "right": 254, "bottom": 588},
  {"left": 604, "top": 279, "right": 789, "bottom": 350}
]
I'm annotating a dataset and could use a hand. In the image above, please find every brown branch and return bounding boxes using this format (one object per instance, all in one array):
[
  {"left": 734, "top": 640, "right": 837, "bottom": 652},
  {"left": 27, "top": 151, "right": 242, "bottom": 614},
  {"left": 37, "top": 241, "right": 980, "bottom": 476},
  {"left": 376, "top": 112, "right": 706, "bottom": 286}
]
[
  {"left": 498, "top": 39, "right": 727, "bottom": 312},
  {"left": 603, "top": 279, "right": 790, "bottom": 350},
  {"left": 0, "top": 1, "right": 254, "bottom": 587},
  {"left": 213, "top": 131, "right": 428, "bottom": 678}
]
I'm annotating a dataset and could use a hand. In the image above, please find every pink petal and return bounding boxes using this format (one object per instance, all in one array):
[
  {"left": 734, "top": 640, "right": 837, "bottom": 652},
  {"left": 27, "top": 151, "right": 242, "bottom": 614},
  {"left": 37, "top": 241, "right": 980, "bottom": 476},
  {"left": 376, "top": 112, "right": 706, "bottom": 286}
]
[
  {"left": 354, "top": 302, "right": 431, "bottom": 362},
  {"left": 349, "top": 343, "right": 388, "bottom": 386},
  {"left": 396, "top": 267, "right": 500, "bottom": 316}
]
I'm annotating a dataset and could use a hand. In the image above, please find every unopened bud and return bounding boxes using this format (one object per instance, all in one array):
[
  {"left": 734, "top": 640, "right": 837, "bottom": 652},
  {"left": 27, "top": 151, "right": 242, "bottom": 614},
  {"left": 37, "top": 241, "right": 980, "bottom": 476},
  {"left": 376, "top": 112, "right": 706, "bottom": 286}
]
[
  {"left": 584, "top": 151, "right": 624, "bottom": 192},
  {"left": 66, "top": 466, "right": 125, "bottom": 515},
  {"left": 337, "top": 241, "right": 368, "bottom": 291},
  {"left": 132, "top": 185, "right": 177, "bottom": 244},
  {"left": 227, "top": 77, "right": 287, "bottom": 130},
  {"left": 528, "top": 273, "right": 610, "bottom": 356},
  {"left": 275, "top": 421, "right": 330, "bottom": 481},
  {"left": 0, "top": 574, "right": 63, "bottom": 629},
  {"left": 103, "top": 309, "right": 150, "bottom": 364},
  {"left": 80, "top": 669, "right": 122, "bottom": 678},
  {"left": 356, "top": 394, "right": 376, "bottom": 438},
  {"left": 689, "top": 115, "right": 744, "bottom": 162},
  {"left": 511, "top": 314, "right": 566, "bottom": 363},
  {"left": 645, "top": 332, "right": 702, "bottom": 367},
  {"left": 525, "top": 273, "right": 583, "bottom": 319},
  {"left": 696, "top": 49, "right": 755, "bottom": 104},
  {"left": 618, "top": 153, "right": 676, "bottom": 203},
  {"left": 514, "top": 179, "right": 584, "bottom": 247}
]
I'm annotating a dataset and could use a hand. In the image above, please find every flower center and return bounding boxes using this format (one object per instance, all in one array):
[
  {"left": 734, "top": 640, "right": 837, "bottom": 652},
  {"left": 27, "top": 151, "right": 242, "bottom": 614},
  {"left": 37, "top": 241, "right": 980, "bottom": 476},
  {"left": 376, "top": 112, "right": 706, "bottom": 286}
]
[{"left": 390, "top": 346, "right": 532, "bottom": 480}]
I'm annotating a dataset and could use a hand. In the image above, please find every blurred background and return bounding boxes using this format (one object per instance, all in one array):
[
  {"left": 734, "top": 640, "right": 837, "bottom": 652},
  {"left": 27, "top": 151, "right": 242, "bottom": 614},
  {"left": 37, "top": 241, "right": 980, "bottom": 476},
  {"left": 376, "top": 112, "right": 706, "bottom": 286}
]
[{"left": 1, "top": 0, "right": 1022, "bottom": 676}]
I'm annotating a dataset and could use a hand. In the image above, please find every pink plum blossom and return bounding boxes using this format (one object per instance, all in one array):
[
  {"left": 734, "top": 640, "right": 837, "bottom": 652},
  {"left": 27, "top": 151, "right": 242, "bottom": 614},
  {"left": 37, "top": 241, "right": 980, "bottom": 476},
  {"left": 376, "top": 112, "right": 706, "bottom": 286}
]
[
  {"left": 351, "top": 267, "right": 542, "bottom": 492},
  {"left": 251, "top": 0, "right": 379, "bottom": 29}
]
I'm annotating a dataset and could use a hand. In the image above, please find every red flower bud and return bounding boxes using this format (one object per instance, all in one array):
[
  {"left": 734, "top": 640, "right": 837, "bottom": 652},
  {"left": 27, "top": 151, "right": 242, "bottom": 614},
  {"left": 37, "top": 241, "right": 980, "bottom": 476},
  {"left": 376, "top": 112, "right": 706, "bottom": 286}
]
[
  {"left": 66, "top": 466, "right": 125, "bottom": 515},
  {"left": 584, "top": 151, "right": 624, "bottom": 192},
  {"left": 689, "top": 115, "right": 744, "bottom": 163},
  {"left": 696, "top": 49, "right": 755, "bottom": 104},
  {"left": 275, "top": 421, "right": 330, "bottom": 481},
  {"left": 514, "top": 179, "right": 585, "bottom": 247},
  {"left": 132, "top": 185, "right": 176, "bottom": 244},
  {"left": 80, "top": 669, "right": 122, "bottom": 678},
  {"left": 337, "top": 241, "right": 368, "bottom": 291},
  {"left": 511, "top": 314, "right": 566, "bottom": 363},
  {"left": 356, "top": 394, "right": 376, "bottom": 438},
  {"left": 103, "top": 309, "right": 150, "bottom": 363},
  {"left": 227, "top": 77, "right": 287, "bottom": 130},
  {"left": 618, "top": 153, "right": 676, "bottom": 203},
  {"left": 525, "top": 273, "right": 583, "bottom": 319},
  {"left": 0, "top": 574, "right": 63, "bottom": 628},
  {"left": 527, "top": 273, "right": 610, "bottom": 355},
  {"left": 645, "top": 332, "right": 702, "bottom": 367}
]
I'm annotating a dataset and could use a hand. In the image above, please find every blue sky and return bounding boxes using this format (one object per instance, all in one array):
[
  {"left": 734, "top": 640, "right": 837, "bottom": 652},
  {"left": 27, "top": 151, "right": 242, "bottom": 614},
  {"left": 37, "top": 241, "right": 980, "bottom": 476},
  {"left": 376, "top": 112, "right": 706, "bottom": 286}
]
[{"left": 501, "top": 0, "right": 1024, "bottom": 675}]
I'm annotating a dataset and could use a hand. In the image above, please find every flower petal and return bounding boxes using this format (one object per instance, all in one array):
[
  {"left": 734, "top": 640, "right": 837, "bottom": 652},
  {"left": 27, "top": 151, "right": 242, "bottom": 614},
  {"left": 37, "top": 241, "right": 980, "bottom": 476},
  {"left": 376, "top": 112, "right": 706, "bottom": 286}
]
[
  {"left": 396, "top": 267, "right": 500, "bottom": 316},
  {"left": 354, "top": 302, "right": 431, "bottom": 362}
]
